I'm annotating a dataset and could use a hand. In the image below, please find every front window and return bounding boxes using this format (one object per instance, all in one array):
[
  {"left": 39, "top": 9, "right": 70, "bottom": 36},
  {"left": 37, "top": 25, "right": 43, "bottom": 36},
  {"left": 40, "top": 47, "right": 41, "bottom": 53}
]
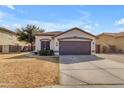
[{"left": 41, "top": 41, "right": 50, "bottom": 50}]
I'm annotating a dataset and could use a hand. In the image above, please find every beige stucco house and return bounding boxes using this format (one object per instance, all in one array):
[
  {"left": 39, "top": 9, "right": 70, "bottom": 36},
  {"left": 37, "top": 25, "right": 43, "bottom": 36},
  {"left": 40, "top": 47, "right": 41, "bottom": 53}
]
[
  {"left": 96, "top": 32, "right": 124, "bottom": 53},
  {"left": 35, "top": 27, "right": 96, "bottom": 55},
  {"left": 0, "top": 27, "right": 27, "bottom": 53}
]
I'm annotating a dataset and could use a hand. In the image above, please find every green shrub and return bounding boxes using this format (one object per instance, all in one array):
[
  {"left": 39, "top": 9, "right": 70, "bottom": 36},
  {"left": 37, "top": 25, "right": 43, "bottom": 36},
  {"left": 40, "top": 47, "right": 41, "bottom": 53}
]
[
  {"left": 49, "top": 50, "right": 54, "bottom": 55},
  {"left": 39, "top": 50, "right": 54, "bottom": 56}
]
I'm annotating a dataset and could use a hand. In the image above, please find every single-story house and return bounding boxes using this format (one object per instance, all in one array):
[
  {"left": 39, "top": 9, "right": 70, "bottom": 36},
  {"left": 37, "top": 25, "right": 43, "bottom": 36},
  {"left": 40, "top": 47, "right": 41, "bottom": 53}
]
[
  {"left": 35, "top": 27, "right": 96, "bottom": 55},
  {"left": 96, "top": 32, "right": 124, "bottom": 53},
  {"left": 0, "top": 27, "right": 28, "bottom": 53}
]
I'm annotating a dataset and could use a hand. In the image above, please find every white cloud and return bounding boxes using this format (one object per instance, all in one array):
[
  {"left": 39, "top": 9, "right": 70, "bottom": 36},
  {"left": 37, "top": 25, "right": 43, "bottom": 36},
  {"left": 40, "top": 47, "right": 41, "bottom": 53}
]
[
  {"left": 26, "top": 19, "right": 98, "bottom": 33},
  {"left": 27, "top": 20, "right": 65, "bottom": 31},
  {"left": 2, "top": 24, "right": 22, "bottom": 30},
  {"left": 0, "top": 11, "right": 13, "bottom": 20},
  {"left": 118, "top": 27, "right": 124, "bottom": 31},
  {"left": 2, "top": 24, "right": 11, "bottom": 28},
  {"left": 114, "top": 18, "right": 124, "bottom": 31},
  {"left": 6, "top": 5, "right": 15, "bottom": 10},
  {"left": 0, "top": 9, "right": 98, "bottom": 34},
  {"left": 1, "top": 19, "right": 98, "bottom": 34},
  {"left": 83, "top": 25, "right": 92, "bottom": 29},
  {"left": 115, "top": 18, "right": 124, "bottom": 25},
  {"left": 12, "top": 24, "right": 21, "bottom": 28},
  {"left": 0, "top": 11, "right": 5, "bottom": 19}
]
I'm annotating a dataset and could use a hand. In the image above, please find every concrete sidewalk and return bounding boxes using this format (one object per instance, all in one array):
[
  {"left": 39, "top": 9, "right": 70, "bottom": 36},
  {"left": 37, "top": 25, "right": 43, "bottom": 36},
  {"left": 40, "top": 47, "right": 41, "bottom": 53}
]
[{"left": 59, "top": 55, "right": 124, "bottom": 86}]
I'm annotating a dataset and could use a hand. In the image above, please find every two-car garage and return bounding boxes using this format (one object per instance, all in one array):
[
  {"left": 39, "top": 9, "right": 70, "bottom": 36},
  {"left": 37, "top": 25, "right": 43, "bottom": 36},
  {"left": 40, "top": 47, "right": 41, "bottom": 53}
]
[
  {"left": 59, "top": 41, "right": 91, "bottom": 55},
  {"left": 55, "top": 28, "right": 96, "bottom": 55}
]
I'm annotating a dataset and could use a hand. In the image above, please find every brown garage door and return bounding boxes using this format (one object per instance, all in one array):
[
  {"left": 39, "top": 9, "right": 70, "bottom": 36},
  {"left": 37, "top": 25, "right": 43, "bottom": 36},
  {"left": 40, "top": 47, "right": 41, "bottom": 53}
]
[{"left": 59, "top": 41, "right": 91, "bottom": 55}]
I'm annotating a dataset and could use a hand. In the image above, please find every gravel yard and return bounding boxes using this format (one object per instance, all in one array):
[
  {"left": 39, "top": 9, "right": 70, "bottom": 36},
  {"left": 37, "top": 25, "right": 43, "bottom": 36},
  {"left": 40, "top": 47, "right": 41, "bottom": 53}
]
[{"left": 0, "top": 53, "right": 59, "bottom": 88}]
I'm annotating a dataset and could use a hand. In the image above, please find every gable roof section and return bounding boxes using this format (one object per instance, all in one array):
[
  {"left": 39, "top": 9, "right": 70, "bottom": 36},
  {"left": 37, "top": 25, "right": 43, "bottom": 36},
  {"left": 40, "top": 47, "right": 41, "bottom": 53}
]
[
  {"left": 116, "top": 32, "right": 124, "bottom": 37},
  {"left": 0, "top": 27, "right": 15, "bottom": 35},
  {"left": 53, "top": 27, "right": 96, "bottom": 38},
  {"left": 97, "top": 33, "right": 116, "bottom": 37},
  {"left": 97, "top": 31, "right": 124, "bottom": 38}
]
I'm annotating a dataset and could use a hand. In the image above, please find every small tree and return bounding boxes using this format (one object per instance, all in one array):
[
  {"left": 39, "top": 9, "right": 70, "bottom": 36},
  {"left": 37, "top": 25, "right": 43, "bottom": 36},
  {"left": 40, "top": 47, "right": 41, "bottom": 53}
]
[{"left": 16, "top": 24, "right": 44, "bottom": 51}]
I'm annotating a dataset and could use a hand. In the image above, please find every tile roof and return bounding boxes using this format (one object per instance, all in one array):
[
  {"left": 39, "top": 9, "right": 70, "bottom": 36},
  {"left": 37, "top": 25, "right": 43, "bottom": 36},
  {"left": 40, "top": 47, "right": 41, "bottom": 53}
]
[
  {"left": 116, "top": 32, "right": 124, "bottom": 37},
  {"left": 53, "top": 27, "right": 96, "bottom": 38},
  {"left": 34, "top": 31, "right": 63, "bottom": 36},
  {"left": 97, "top": 32, "right": 124, "bottom": 37}
]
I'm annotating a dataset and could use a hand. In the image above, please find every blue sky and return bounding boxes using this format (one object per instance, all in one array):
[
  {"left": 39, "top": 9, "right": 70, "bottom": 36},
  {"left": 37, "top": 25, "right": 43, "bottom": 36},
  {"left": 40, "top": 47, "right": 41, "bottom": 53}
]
[{"left": 0, "top": 5, "right": 124, "bottom": 35}]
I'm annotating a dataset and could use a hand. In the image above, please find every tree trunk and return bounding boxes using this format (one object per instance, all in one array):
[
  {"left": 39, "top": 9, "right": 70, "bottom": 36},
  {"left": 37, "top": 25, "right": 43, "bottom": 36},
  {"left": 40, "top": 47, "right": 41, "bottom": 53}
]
[{"left": 31, "top": 42, "right": 34, "bottom": 51}]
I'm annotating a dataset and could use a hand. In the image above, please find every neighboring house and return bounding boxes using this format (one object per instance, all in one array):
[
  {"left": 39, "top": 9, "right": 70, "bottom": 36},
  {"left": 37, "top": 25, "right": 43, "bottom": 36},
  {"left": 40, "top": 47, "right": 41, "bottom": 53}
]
[
  {"left": 0, "top": 27, "right": 27, "bottom": 53},
  {"left": 35, "top": 27, "right": 96, "bottom": 55},
  {"left": 96, "top": 32, "right": 124, "bottom": 53}
]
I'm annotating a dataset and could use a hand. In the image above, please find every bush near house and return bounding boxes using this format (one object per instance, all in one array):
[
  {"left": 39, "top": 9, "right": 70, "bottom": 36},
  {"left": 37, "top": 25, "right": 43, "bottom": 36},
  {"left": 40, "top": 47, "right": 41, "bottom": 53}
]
[{"left": 39, "top": 50, "right": 54, "bottom": 56}]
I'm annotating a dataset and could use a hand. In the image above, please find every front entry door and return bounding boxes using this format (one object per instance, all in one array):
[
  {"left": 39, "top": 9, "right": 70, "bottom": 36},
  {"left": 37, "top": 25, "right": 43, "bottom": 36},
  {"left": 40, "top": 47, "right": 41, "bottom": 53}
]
[{"left": 41, "top": 41, "right": 50, "bottom": 50}]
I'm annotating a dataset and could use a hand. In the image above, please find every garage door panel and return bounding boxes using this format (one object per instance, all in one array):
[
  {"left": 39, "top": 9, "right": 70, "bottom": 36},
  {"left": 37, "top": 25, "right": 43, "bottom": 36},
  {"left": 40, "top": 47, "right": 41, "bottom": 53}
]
[{"left": 59, "top": 41, "right": 91, "bottom": 55}]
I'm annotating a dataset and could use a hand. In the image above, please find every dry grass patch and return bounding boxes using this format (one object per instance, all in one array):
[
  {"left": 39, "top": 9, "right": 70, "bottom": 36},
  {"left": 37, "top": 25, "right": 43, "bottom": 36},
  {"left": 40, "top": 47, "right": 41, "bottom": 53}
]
[{"left": 0, "top": 53, "right": 59, "bottom": 88}]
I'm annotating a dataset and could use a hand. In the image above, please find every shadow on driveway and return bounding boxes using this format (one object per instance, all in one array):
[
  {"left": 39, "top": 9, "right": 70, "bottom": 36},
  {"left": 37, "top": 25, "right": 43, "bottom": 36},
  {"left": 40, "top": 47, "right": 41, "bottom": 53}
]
[{"left": 5, "top": 53, "right": 104, "bottom": 64}]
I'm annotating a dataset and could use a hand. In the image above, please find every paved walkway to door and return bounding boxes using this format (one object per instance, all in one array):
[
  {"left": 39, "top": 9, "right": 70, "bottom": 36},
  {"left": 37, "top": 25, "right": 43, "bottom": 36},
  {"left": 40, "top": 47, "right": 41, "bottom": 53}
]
[{"left": 59, "top": 55, "right": 124, "bottom": 85}]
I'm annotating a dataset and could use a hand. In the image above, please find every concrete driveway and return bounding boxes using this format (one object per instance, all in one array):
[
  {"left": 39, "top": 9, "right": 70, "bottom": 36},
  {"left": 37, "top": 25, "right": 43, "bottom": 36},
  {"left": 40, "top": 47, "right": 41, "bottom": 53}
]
[{"left": 59, "top": 55, "right": 124, "bottom": 86}]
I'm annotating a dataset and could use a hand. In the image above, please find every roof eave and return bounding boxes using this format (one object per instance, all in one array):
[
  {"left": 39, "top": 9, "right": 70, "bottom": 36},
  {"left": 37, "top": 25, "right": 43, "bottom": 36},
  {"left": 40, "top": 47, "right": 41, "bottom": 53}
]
[
  {"left": 53, "top": 27, "right": 96, "bottom": 38},
  {"left": 0, "top": 27, "right": 15, "bottom": 35},
  {"left": 34, "top": 34, "right": 55, "bottom": 36}
]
